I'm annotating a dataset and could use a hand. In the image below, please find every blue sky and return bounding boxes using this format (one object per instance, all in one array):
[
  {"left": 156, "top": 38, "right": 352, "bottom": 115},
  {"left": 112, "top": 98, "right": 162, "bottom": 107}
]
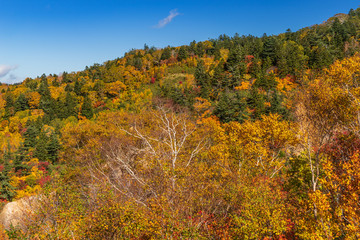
[{"left": 0, "top": 0, "right": 358, "bottom": 83}]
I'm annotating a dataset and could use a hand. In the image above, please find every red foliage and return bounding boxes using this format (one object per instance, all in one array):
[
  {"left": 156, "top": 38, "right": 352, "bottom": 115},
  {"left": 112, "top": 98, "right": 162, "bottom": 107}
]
[
  {"left": 285, "top": 74, "right": 295, "bottom": 82},
  {"left": 16, "top": 169, "right": 23, "bottom": 177},
  {"left": 37, "top": 175, "right": 51, "bottom": 187},
  {"left": 38, "top": 161, "right": 50, "bottom": 172},
  {"left": 320, "top": 131, "right": 360, "bottom": 163},
  {"left": 20, "top": 127, "right": 27, "bottom": 135},
  {"left": 150, "top": 77, "right": 156, "bottom": 84},
  {"left": 245, "top": 55, "right": 255, "bottom": 63},
  {"left": 94, "top": 101, "right": 106, "bottom": 108},
  {"left": 192, "top": 86, "right": 201, "bottom": 94},
  {"left": 282, "top": 219, "right": 296, "bottom": 239},
  {"left": 18, "top": 180, "right": 27, "bottom": 190}
]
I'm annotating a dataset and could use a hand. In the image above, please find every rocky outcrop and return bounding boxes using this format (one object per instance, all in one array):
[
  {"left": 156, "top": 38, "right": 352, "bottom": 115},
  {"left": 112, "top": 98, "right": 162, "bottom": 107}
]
[{"left": 0, "top": 196, "right": 39, "bottom": 230}]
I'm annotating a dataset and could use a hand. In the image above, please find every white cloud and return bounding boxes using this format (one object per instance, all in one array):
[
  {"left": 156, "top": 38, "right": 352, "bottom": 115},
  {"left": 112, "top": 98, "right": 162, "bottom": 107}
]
[
  {"left": 0, "top": 65, "right": 17, "bottom": 78},
  {"left": 0, "top": 65, "right": 20, "bottom": 84},
  {"left": 155, "top": 9, "right": 180, "bottom": 28},
  {"left": 5, "top": 74, "right": 21, "bottom": 84}
]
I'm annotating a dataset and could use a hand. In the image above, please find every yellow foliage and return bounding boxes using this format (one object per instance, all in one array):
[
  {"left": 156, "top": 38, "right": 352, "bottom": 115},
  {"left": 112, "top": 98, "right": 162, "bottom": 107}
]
[
  {"left": 49, "top": 86, "right": 65, "bottom": 99},
  {"left": 219, "top": 48, "right": 229, "bottom": 61},
  {"left": 11, "top": 163, "right": 44, "bottom": 200},
  {"left": 235, "top": 81, "right": 252, "bottom": 91},
  {"left": 276, "top": 75, "right": 297, "bottom": 93},
  {"left": 12, "top": 86, "right": 28, "bottom": 98},
  {"left": 27, "top": 91, "right": 41, "bottom": 109},
  {"left": 105, "top": 80, "right": 127, "bottom": 96},
  {"left": 225, "top": 114, "right": 298, "bottom": 176},
  {"left": 200, "top": 56, "right": 215, "bottom": 71},
  {"left": 202, "top": 40, "right": 213, "bottom": 50},
  {"left": 0, "top": 94, "right": 6, "bottom": 109},
  {"left": 193, "top": 97, "right": 212, "bottom": 121},
  {"left": 185, "top": 74, "right": 195, "bottom": 88}
]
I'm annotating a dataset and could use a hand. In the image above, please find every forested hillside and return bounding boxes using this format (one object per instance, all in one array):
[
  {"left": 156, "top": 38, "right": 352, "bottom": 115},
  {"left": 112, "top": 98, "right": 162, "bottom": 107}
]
[{"left": 0, "top": 7, "right": 360, "bottom": 239}]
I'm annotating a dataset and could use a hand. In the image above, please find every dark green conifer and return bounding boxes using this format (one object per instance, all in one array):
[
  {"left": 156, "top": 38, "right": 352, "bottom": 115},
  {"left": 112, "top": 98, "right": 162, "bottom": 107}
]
[
  {"left": 34, "top": 132, "right": 49, "bottom": 162},
  {"left": 177, "top": 46, "right": 188, "bottom": 61},
  {"left": 46, "top": 133, "right": 60, "bottom": 163},
  {"left": 64, "top": 92, "right": 78, "bottom": 118},
  {"left": 14, "top": 93, "right": 29, "bottom": 112},
  {"left": 195, "top": 60, "right": 210, "bottom": 98},
  {"left": 0, "top": 144, "right": 15, "bottom": 201},
  {"left": 81, "top": 96, "right": 93, "bottom": 119},
  {"left": 160, "top": 47, "right": 172, "bottom": 60}
]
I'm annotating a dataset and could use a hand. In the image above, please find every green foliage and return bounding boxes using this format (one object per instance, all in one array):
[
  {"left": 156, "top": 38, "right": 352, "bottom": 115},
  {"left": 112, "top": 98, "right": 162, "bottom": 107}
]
[
  {"left": 261, "top": 36, "right": 278, "bottom": 64},
  {"left": 2, "top": 7, "right": 360, "bottom": 239},
  {"left": 38, "top": 74, "right": 51, "bottom": 96},
  {"left": 277, "top": 40, "right": 308, "bottom": 76},
  {"left": 23, "top": 124, "right": 39, "bottom": 149},
  {"left": 195, "top": 60, "right": 210, "bottom": 97},
  {"left": 214, "top": 91, "right": 248, "bottom": 122},
  {"left": 81, "top": 96, "right": 93, "bottom": 119},
  {"left": 160, "top": 47, "right": 172, "bottom": 60},
  {"left": 64, "top": 92, "right": 78, "bottom": 118},
  {"left": 34, "top": 132, "right": 49, "bottom": 162},
  {"left": 177, "top": 46, "right": 189, "bottom": 61},
  {"left": 46, "top": 133, "right": 60, "bottom": 163},
  {"left": 14, "top": 94, "right": 29, "bottom": 112}
]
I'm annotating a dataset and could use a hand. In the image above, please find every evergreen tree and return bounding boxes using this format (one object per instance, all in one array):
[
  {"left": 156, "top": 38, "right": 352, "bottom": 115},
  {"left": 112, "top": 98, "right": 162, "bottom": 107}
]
[
  {"left": 133, "top": 57, "right": 143, "bottom": 70},
  {"left": 211, "top": 61, "right": 226, "bottom": 91},
  {"left": 38, "top": 74, "right": 51, "bottom": 96},
  {"left": 253, "top": 73, "right": 277, "bottom": 91},
  {"left": 277, "top": 40, "right": 308, "bottom": 76},
  {"left": 0, "top": 162, "right": 15, "bottom": 201},
  {"left": 0, "top": 145, "right": 15, "bottom": 201},
  {"left": 332, "top": 18, "right": 347, "bottom": 46},
  {"left": 62, "top": 71, "right": 71, "bottom": 83},
  {"left": 64, "top": 92, "right": 78, "bottom": 118},
  {"left": 177, "top": 46, "right": 188, "bottom": 61},
  {"left": 195, "top": 61, "right": 210, "bottom": 98},
  {"left": 4, "top": 94, "right": 15, "bottom": 118},
  {"left": 160, "top": 47, "right": 172, "bottom": 60},
  {"left": 261, "top": 37, "right": 277, "bottom": 64},
  {"left": 52, "top": 75, "right": 60, "bottom": 87},
  {"left": 225, "top": 46, "right": 247, "bottom": 88},
  {"left": 248, "top": 87, "right": 266, "bottom": 120},
  {"left": 46, "top": 133, "right": 60, "bottom": 163},
  {"left": 309, "top": 45, "right": 333, "bottom": 69},
  {"left": 195, "top": 42, "right": 204, "bottom": 57},
  {"left": 143, "top": 43, "right": 149, "bottom": 51},
  {"left": 23, "top": 123, "right": 39, "bottom": 150},
  {"left": 14, "top": 93, "right": 29, "bottom": 112},
  {"left": 13, "top": 153, "right": 29, "bottom": 175},
  {"left": 81, "top": 96, "right": 94, "bottom": 119},
  {"left": 34, "top": 132, "right": 49, "bottom": 162},
  {"left": 285, "top": 28, "right": 293, "bottom": 41},
  {"left": 65, "top": 83, "right": 73, "bottom": 92},
  {"left": 214, "top": 91, "right": 248, "bottom": 123},
  {"left": 188, "top": 40, "right": 196, "bottom": 55},
  {"left": 39, "top": 94, "right": 55, "bottom": 117},
  {"left": 74, "top": 79, "right": 82, "bottom": 96},
  {"left": 268, "top": 90, "right": 289, "bottom": 119},
  {"left": 25, "top": 78, "right": 38, "bottom": 90},
  {"left": 349, "top": 8, "right": 356, "bottom": 17}
]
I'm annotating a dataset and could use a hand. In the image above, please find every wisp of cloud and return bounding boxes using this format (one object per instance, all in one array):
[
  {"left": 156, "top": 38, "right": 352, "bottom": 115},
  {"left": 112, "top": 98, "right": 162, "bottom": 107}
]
[
  {"left": 155, "top": 9, "right": 180, "bottom": 28},
  {"left": 0, "top": 65, "right": 17, "bottom": 78}
]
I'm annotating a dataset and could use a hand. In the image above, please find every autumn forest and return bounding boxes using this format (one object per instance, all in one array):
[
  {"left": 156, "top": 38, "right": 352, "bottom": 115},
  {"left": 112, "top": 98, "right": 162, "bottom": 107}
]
[{"left": 0, "top": 7, "right": 360, "bottom": 239}]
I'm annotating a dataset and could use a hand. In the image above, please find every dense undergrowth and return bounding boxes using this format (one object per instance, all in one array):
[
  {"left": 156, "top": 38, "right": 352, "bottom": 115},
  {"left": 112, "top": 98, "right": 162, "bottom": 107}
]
[{"left": 0, "top": 7, "right": 360, "bottom": 239}]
